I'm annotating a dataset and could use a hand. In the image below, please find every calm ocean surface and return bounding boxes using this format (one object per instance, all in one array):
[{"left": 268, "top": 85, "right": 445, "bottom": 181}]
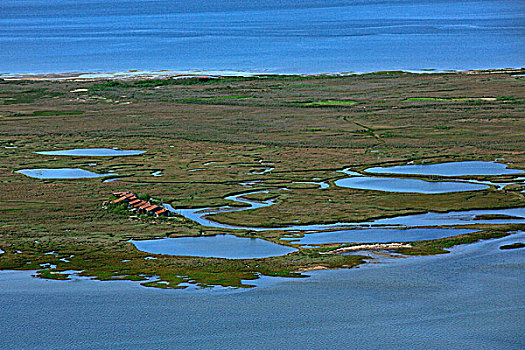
[
  {"left": 0, "top": 233, "right": 523, "bottom": 349},
  {"left": 1, "top": 0, "right": 523, "bottom": 74}
]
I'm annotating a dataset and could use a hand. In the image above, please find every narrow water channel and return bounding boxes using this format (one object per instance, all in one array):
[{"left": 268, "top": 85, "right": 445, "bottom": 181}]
[{"left": 163, "top": 188, "right": 525, "bottom": 240}]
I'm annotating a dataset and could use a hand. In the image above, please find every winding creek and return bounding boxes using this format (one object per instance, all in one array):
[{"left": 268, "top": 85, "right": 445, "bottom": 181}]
[{"left": 164, "top": 191, "right": 525, "bottom": 233}]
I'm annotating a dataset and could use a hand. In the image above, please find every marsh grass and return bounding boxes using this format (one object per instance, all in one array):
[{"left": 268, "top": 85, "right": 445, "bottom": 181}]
[{"left": 0, "top": 69, "right": 523, "bottom": 288}]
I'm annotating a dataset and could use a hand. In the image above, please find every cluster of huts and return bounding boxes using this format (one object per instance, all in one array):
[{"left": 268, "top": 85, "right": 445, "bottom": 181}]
[{"left": 104, "top": 191, "right": 169, "bottom": 217}]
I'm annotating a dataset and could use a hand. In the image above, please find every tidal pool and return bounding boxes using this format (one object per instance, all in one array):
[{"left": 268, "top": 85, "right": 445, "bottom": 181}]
[
  {"left": 130, "top": 235, "right": 297, "bottom": 259},
  {"left": 16, "top": 168, "right": 115, "bottom": 179},
  {"left": 283, "top": 228, "right": 476, "bottom": 245},
  {"left": 36, "top": 148, "right": 145, "bottom": 156},
  {"left": 334, "top": 176, "right": 488, "bottom": 193},
  {"left": 365, "top": 161, "right": 523, "bottom": 176}
]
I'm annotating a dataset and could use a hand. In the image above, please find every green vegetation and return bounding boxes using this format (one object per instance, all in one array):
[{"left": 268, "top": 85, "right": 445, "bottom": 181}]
[
  {"left": 474, "top": 214, "right": 523, "bottom": 220},
  {"left": 396, "top": 226, "right": 521, "bottom": 256},
  {"left": 499, "top": 242, "right": 525, "bottom": 250},
  {"left": 136, "top": 193, "right": 151, "bottom": 201},
  {"left": 405, "top": 97, "right": 462, "bottom": 102},
  {"left": 497, "top": 96, "right": 523, "bottom": 103},
  {"left": 0, "top": 89, "right": 61, "bottom": 105},
  {"left": 176, "top": 95, "right": 252, "bottom": 104},
  {"left": 405, "top": 96, "right": 522, "bottom": 103},
  {"left": 291, "top": 99, "right": 358, "bottom": 107},
  {"left": 9, "top": 110, "right": 84, "bottom": 117},
  {"left": 106, "top": 202, "right": 130, "bottom": 215},
  {"left": 0, "top": 69, "right": 523, "bottom": 288},
  {"left": 38, "top": 269, "right": 69, "bottom": 280},
  {"left": 89, "top": 80, "right": 129, "bottom": 90}
]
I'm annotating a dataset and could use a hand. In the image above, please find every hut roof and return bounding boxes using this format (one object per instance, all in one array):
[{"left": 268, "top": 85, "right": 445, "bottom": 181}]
[
  {"left": 111, "top": 196, "right": 127, "bottom": 204},
  {"left": 155, "top": 208, "right": 168, "bottom": 216},
  {"left": 132, "top": 200, "right": 147, "bottom": 208},
  {"left": 145, "top": 205, "right": 161, "bottom": 212}
]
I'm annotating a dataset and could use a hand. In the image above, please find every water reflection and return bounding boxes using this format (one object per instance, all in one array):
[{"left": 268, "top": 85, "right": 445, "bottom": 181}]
[{"left": 131, "top": 235, "right": 297, "bottom": 259}]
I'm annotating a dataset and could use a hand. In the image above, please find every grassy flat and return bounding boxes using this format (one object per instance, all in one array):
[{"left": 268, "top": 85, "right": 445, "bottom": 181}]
[
  {"left": 293, "top": 99, "right": 358, "bottom": 106},
  {"left": 0, "top": 70, "right": 524, "bottom": 288}
]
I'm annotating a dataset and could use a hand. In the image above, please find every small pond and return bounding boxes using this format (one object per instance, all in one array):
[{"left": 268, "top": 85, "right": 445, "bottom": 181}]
[
  {"left": 16, "top": 168, "right": 115, "bottom": 179},
  {"left": 36, "top": 148, "right": 145, "bottom": 156},
  {"left": 130, "top": 235, "right": 297, "bottom": 259},
  {"left": 364, "top": 161, "right": 523, "bottom": 176},
  {"left": 282, "top": 228, "right": 476, "bottom": 245},
  {"left": 334, "top": 176, "right": 488, "bottom": 193}
]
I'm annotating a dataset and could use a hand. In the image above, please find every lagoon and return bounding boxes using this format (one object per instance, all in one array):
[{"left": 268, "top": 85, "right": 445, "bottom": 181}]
[{"left": 131, "top": 235, "right": 297, "bottom": 259}]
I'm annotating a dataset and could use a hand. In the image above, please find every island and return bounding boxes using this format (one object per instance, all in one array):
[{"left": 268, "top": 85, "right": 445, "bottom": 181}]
[{"left": 0, "top": 69, "right": 524, "bottom": 289}]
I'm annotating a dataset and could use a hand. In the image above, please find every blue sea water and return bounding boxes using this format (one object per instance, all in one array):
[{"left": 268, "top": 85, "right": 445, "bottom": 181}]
[
  {"left": 1, "top": 0, "right": 523, "bottom": 74},
  {"left": 0, "top": 233, "right": 523, "bottom": 349}
]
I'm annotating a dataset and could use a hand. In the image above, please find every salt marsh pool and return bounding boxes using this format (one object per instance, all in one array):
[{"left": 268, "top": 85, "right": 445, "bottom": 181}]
[
  {"left": 36, "top": 148, "right": 145, "bottom": 156},
  {"left": 16, "top": 168, "right": 115, "bottom": 179},
  {"left": 283, "top": 228, "right": 476, "bottom": 245},
  {"left": 130, "top": 235, "right": 297, "bottom": 259},
  {"left": 334, "top": 176, "right": 488, "bottom": 193},
  {"left": 365, "top": 161, "right": 523, "bottom": 176}
]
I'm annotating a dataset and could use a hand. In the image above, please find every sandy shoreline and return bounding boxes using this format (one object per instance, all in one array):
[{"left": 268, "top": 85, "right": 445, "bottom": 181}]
[
  {"left": 1, "top": 68, "right": 523, "bottom": 82},
  {"left": 320, "top": 243, "right": 413, "bottom": 255}
]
